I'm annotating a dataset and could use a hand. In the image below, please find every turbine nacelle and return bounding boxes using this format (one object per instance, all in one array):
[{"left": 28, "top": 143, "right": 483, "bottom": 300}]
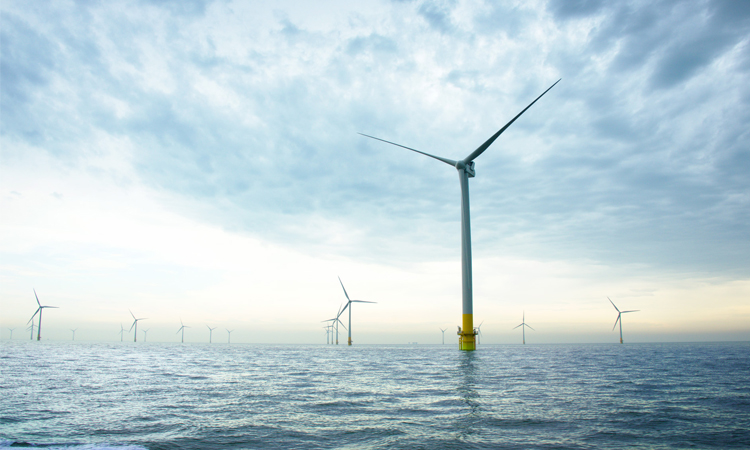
[{"left": 455, "top": 160, "right": 475, "bottom": 177}]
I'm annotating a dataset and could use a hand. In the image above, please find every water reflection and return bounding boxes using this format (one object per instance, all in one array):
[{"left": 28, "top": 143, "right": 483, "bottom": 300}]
[{"left": 454, "top": 351, "right": 481, "bottom": 440}]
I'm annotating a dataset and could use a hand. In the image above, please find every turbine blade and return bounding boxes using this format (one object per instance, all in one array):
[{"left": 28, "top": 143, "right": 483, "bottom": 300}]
[
  {"left": 612, "top": 314, "right": 621, "bottom": 331},
  {"left": 526, "top": 324, "right": 535, "bottom": 331},
  {"left": 130, "top": 310, "right": 136, "bottom": 320},
  {"left": 621, "top": 310, "right": 640, "bottom": 313},
  {"left": 608, "top": 297, "right": 620, "bottom": 312},
  {"left": 339, "top": 302, "right": 350, "bottom": 316},
  {"left": 463, "top": 79, "right": 560, "bottom": 163},
  {"left": 34, "top": 289, "right": 41, "bottom": 307},
  {"left": 27, "top": 308, "right": 40, "bottom": 324},
  {"left": 351, "top": 300, "right": 376, "bottom": 304},
  {"left": 512, "top": 323, "right": 523, "bottom": 329},
  {"left": 338, "top": 276, "right": 351, "bottom": 301},
  {"left": 358, "top": 133, "right": 457, "bottom": 166},
  {"left": 129, "top": 321, "right": 136, "bottom": 332}
]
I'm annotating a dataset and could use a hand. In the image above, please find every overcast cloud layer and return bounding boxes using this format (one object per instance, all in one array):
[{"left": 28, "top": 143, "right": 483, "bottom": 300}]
[{"left": 2, "top": 0, "right": 749, "bottom": 342}]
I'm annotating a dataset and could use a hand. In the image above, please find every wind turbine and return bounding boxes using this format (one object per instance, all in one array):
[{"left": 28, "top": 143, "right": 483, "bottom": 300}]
[
  {"left": 226, "top": 328, "right": 234, "bottom": 344},
  {"left": 338, "top": 277, "right": 376, "bottom": 346},
  {"left": 440, "top": 327, "right": 447, "bottom": 344},
  {"left": 177, "top": 319, "right": 190, "bottom": 343},
  {"left": 27, "top": 289, "right": 58, "bottom": 341},
  {"left": 609, "top": 297, "right": 639, "bottom": 344},
  {"left": 324, "top": 325, "right": 330, "bottom": 344},
  {"left": 206, "top": 325, "right": 217, "bottom": 343},
  {"left": 8, "top": 328, "right": 15, "bottom": 340},
  {"left": 27, "top": 321, "right": 34, "bottom": 340},
  {"left": 70, "top": 328, "right": 77, "bottom": 341},
  {"left": 118, "top": 324, "right": 126, "bottom": 342},
  {"left": 142, "top": 328, "right": 149, "bottom": 342},
  {"left": 129, "top": 310, "right": 147, "bottom": 342},
  {"left": 512, "top": 311, "right": 534, "bottom": 344},
  {"left": 475, "top": 321, "right": 484, "bottom": 345},
  {"left": 360, "top": 80, "right": 560, "bottom": 350},
  {"left": 322, "top": 304, "right": 347, "bottom": 345}
]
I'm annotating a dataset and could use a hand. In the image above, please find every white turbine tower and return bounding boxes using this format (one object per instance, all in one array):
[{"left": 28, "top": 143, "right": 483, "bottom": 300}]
[
  {"left": 609, "top": 297, "right": 639, "bottom": 344},
  {"left": 338, "top": 277, "right": 376, "bottom": 346},
  {"left": 8, "top": 328, "right": 15, "bottom": 340},
  {"left": 226, "top": 328, "right": 234, "bottom": 344},
  {"left": 177, "top": 319, "right": 190, "bottom": 343},
  {"left": 129, "top": 310, "right": 147, "bottom": 343},
  {"left": 27, "top": 289, "right": 58, "bottom": 341},
  {"left": 142, "top": 328, "right": 150, "bottom": 342},
  {"left": 512, "top": 311, "right": 534, "bottom": 344},
  {"left": 207, "top": 325, "right": 217, "bottom": 343},
  {"left": 70, "top": 328, "right": 77, "bottom": 341},
  {"left": 440, "top": 327, "right": 447, "bottom": 344},
  {"left": 360, "top": 80, "right": 560, "bottom": 350},
  {"left": 118, "top": 324, "right": 126, "bottom": 342}
]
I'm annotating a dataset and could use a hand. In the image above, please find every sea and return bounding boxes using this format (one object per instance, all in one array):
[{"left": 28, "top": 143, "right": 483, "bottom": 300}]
[{"left": 1, "top": 341, "right": 748, "bottom": 449}]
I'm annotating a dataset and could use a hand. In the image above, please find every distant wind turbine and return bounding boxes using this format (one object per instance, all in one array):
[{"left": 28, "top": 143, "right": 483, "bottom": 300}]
[
  {"left": 119, "top": 324, "right": 126, "bottom": 342},
  {"left": 322, "top": 304, "right": 347, "bottom": 345},
  {"left": 226, "top": 328, "right": 234, "bottom": 344},
  {"left": 206, "top": 325, "right": 217, "bottom": 343},
  {"left": 440, "top": 327, "right": 447, "bottom": 345},
  {"left": 142, "top": 328, "right": 149, "bottom": 342},
  {"left": 27, "top": 321, "right": 34, "bottom": 340},
  {"left": 338, "top": 277, "right": 376, "bottom": 346},
  {"left": 177, "top": 319, "right": 190, "bottom": 343},
  {"left": 70, "top": 328, "right": 77, "bottom": 341},
  {"left": 27, "top": 289, "right": 58, "bottom": 341},
  {"left": 8, "top": 328, "right": 15, "bottom": 340},
  {"left": 129, "top": 310, "right": 147, "bottom": 342},
  {"left": 609, "top": 297, "right": 639, "bottom": 344},
  {"left": 475, "top": 321, "right": 484, "bottom": 345},
  {"left": 360, "top": 80, "right": 560, "bottom": 350},
  {"left": 512, "top": 311, "right": 534, "bottom": 344}
]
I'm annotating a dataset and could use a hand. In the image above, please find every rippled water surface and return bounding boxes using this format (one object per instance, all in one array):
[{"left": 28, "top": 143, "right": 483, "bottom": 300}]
[{"left": 1, "top": 342, "right": 749, "bottom": 449}]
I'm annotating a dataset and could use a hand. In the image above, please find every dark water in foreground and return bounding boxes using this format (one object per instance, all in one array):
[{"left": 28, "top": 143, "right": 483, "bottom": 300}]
[{"left": 1, "top": 342, "right": 748, "bottom": 449}]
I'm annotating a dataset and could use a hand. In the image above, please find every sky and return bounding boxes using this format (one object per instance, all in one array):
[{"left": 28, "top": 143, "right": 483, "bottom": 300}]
[{"left": 1, "top": 0, "right": 749, "bottom": 345}]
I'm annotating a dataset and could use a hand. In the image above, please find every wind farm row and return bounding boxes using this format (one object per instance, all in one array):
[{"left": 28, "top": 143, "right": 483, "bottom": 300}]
[{"left": 11, "top": 287, "right": 640, "bottom": 344}]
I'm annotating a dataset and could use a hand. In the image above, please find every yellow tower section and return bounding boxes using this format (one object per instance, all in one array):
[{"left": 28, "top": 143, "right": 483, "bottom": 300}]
[{"left": 458, "top": 313, "right": 476, "bottom": 351}]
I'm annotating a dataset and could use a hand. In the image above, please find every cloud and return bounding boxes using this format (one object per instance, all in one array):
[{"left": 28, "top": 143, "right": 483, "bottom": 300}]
[{"left": 2, "top": 0, "right": 749, "bottom": 279}]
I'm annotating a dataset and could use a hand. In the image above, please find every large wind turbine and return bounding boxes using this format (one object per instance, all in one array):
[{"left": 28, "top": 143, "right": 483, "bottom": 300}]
[
  {"left": 226, "top": 328, "right": 234, "bottom": 344},
  {"left": 609, "top": 297, "right": 639, "bottom": 344},
  {"left": 338, "top": 277, "right": 376, "bottom": 346},
  {"left": 27, "top": 290, "right": 58, "bottom": 341},
  {"left": 70, "top": 328, "right": 77, "bottom": 341},
  {"left": 177, "top": 319, "right": 190, "bottom": 343},
  {"left": 440, "top": 327, "right": 447, "bottom": 344},
  {"left": 360, "top": 80, "right": 560, "bottom": 350},
  {"left": 206, "top": 325, "right": 217, "bottom": 343},
  {"left": 512, "top": 311, "right": 534, "bottom": 344},
  {"left": 129, "top": 310, "right": 147, "bottom": 342}
]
